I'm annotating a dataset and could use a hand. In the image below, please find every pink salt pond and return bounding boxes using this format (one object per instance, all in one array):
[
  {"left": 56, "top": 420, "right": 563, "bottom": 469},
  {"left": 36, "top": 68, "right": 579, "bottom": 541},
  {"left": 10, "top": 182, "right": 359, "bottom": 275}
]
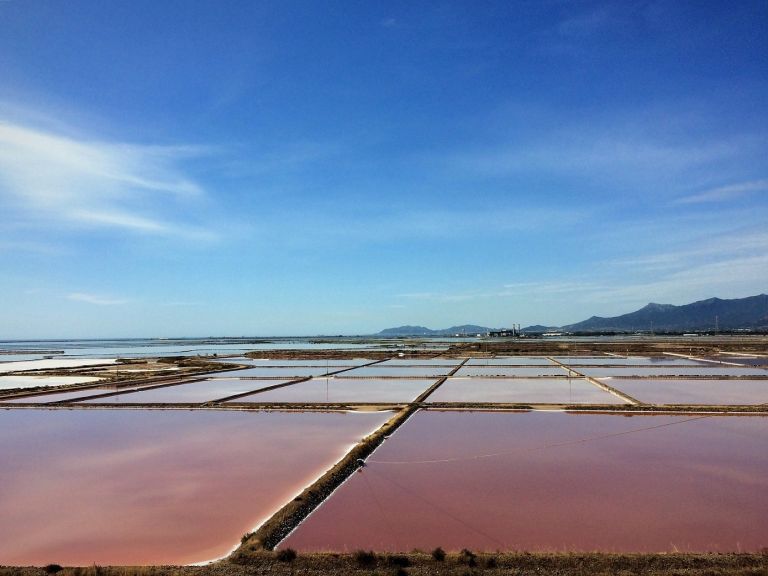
[
  {"left": 0, "top": 409, "right": 391, "bottom": 566},
  {"left": 226, "top": 377, "right": 435, "bottom": 403},
  {"left": 80, "top": 378, "right": 292, "bottom": 403},
  {"left": 341, "top": 366, "right": 450, "bottom": 377},
  {"left": 604, "top": 378, "right": 768, "bottom": 405},
  {"left": 466, "top": 357, "right": 554, "bottom": 366},
  {"left": 282, "top": 410, "right": 768, "bottom": 553},
  {"left": 209, "top": 367, "right": 333, "bottom": 378},
  {"left": 0, "top": 384, "right": 155, "bottom": 404},
  {"left": 378, "top": 358, "right": 462, "bottom": 367},
  {"left": 426, "top": 377, "right": 627, "bottom": 404},
  {"left": 578, "top": 366, "right": 767, "bottom": 378},
  {"left": 454, "top": 365, "right": 567, "bottom": 377}
]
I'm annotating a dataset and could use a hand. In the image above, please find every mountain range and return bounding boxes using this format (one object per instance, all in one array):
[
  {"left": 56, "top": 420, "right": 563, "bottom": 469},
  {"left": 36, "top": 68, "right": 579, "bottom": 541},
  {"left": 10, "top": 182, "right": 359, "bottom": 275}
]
[
  {"left": 562, "top": 294, "right": 768, "bottom": 332},
  {"left": 377, "top": 294, "right": 768, "bottom": 335},
  {"left": 377, "top": 324, "right": 497, "bottom": 336}
]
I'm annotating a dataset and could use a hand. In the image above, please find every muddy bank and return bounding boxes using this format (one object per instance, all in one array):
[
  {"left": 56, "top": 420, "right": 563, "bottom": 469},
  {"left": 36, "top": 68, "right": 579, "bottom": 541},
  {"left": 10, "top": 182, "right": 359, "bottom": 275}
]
[
  {"left": 3, "top": 551, "right": 768, "bottom": 575},
  {"left": 232, "top": 405, "right": 418, "bottom": 556}
]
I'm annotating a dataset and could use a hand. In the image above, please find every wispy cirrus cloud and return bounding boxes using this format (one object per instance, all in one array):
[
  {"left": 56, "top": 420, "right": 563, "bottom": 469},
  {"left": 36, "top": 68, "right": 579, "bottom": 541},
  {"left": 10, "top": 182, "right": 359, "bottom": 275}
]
[
  {"left": 451, "top": 133, "right": 747, "bottom": 181},
  {"left": 609, "top": 229, "right": 768, "bottom": 272},
  {"left": 674, "top": 179, "right": 768, "bottom": 205},
  {"left": 592, "top": 254, "right": 768, "bottom": 306},
  {"left": 499, "top": 227, "right": 768, "bottom": 313},
  {"left": 67, "top": 292, "right": 130, "bottom": 306},
  {"left": 396, "top": 291, "right": 478, "bottom": 303},
  {"left": 0, "top": 119, "right": 215, "bottom": 239},
  {"left": 501, "top": 281, "right": 601, "bottom": 295},
  {"left": 391, "top": 225, "right": 768, "bottom": 324}
]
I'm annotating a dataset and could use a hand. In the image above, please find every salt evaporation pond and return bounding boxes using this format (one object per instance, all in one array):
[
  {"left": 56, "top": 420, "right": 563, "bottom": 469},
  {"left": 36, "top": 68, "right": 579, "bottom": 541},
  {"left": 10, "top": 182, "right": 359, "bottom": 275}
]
[
  {"left": 579, "top": 366, "right": 767, "bottom": 378},
  {"left": 455, "top": 366, "right": 566, "bottom": 377},
  {"left": 0, "top": 354, "right": 48, "bottom": 362},
  {"left": 341, "top": 366, "right": 450, "bottom": 378},
  {"left": 605, "top": 378, "right": 768, "bottom": 405},
  {"left": 466, "top": 357, "right": 555, "bottom": 366},
  {"left": 427, "top": 378, "right": 627, "bottom": 404},
  {"left": 716, "top": 356, "right": 768, "bottom": 367},
  {"left": 0, "top": 409, "right": 391, "bottom": 566},
  {"left": 0, "top": 385, "right": 147, "bottom": 404},
  {"left": 554, "top": 357, "right": 707, "bottom": 366},
  {"left": 0, "top": 358, "right": 116, "bottom": 374},
  {"left": 0, "top": 338, "right": 386, "bottom": 360},
  {"left": 217, "top": 358, "right": 370, "bottom": 367},
  {"left": 0, "top": 375, "right": 100, "bottom": 390},
  {"left": 80, "top": 379, "right": 294, "bottom": 403},
  {"left": 378, "top": 358, "right": 462, "bottom": 367},
  {"left": 283, "top": 410, "right": 768, "bottom": 553},
  {"left": 227, "top": 378, "right": 435, "bottom": 404},
  {"left": 209, "top": 367, "right": 334, "bottom": 378}
]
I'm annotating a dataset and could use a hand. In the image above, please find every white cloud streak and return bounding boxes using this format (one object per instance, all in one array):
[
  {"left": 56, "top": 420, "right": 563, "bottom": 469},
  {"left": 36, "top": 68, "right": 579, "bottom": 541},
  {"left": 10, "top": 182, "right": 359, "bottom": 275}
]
[
  {"left": 675, "top": 179, "right": 768, "bottom": 205},
  {"left": 67, "top": 292, "right": 130, "bottom": 306},
  {"left": 453, "top": 135, "right": 743, "bottom": 180},
  {"left": 395, "top": 226, "right": 768, "bottom": 322},
  {"left": 0, "top": 120, "right": 212, "bottom": 238}
]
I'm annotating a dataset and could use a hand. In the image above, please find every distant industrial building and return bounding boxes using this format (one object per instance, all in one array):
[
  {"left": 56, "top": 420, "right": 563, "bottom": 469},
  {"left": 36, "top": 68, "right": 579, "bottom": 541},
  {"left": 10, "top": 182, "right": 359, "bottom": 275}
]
[{"left": 488, "top": 324, "right": 521, "bottom": 337}]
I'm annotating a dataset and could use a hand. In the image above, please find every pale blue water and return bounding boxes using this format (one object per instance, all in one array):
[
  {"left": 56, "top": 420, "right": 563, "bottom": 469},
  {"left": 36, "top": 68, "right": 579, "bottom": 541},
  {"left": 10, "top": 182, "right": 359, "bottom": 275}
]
[{"left": 0, "top": 337, "right": 449, "bottom": 361}]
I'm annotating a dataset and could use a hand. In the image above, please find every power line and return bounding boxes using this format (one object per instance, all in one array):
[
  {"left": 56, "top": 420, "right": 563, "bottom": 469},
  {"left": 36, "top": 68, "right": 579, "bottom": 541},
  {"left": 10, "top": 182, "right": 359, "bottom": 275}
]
[
  {"left": 367, "top": 411, "right": 757, "bottom": 466},
  {"left": 359, "top": 468, "right": 400, "bottom": 549},
  {"left": 364, "top": 466, "right": 507, "bottom": 549}
]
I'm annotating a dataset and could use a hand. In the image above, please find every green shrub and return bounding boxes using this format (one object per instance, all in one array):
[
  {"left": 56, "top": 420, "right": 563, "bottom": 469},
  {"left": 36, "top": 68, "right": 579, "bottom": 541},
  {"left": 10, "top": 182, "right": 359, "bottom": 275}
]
[{"left": 43, "top": 565, "right": 63, "bottom": 574}]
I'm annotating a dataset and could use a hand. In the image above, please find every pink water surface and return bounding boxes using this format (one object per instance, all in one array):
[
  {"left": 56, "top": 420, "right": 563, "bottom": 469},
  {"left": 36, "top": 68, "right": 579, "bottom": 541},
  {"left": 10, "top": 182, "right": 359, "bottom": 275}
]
[
  {"left": 1, "top": 384, "right": 154, "bottom": 404},
  {"left": 283, "top": 410, "right": 768, "bottom": 553},
  {"left": 0, "top": 409, "right": 390, "bottom": 565},
  {"left": 466, "top": 357, "right": 555, "bottom": 366},
  {"left": 81, "top": 378, "right": 291, "bottom": 403},
  {"left": 426, "top": 378, "right": 626, "bottom": 404},
  {"left": 455, "top": 366, "right": 567, "bottom": 377},
  {"left": 208, "top": 367, "right": 331, "bottom": 378},
  {"left": 579, "top": 366, "right": 768, "bottom": 377},
  {"left": 227, "top": 378, "right": 435, "bottom": 403},
  {"left": 604, "top": 378, "right": 768, "bottom": 405},
  {"left": 341, "top": 366, "right": 450, "bottom": 377}
]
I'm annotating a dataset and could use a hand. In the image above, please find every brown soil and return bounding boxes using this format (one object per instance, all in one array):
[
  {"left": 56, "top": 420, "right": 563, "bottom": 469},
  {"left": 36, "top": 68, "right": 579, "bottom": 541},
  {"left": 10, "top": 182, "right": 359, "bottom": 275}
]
[{"left": 3, "top": 551, "right": 768, "bottom": 576}]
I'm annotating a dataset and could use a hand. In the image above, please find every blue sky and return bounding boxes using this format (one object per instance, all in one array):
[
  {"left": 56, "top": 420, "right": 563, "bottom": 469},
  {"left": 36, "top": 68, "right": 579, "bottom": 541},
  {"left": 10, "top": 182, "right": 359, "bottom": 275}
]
[{"left": 1, "top": 0, "right": 767, "bottom": 337}]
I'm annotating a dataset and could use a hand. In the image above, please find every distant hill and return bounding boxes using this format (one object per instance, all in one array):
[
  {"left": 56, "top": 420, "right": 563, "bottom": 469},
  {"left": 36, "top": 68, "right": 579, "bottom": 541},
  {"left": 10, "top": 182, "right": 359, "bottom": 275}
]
[
  {"left": 376, "top": 295, "right": 768, "bottom": 336},
  {"left": 377, "top": 325, "right": 435, "bottom": 336},
  {"left": 520, "top": 325, "right": 560, "bottom": 333},
  {"left": 377, "top": 324, "right": 495, "bottom": 336},
  {"left": 377, "top": 295, "right": 768, "bottom": 336},
  {"left": 563, "top": 294, "right": 768, "bottom": 332}
]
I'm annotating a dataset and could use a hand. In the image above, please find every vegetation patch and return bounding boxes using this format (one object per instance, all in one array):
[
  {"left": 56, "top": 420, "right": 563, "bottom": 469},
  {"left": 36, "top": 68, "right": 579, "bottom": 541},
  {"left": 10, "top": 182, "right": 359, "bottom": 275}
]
[
  {"left": 275, "top": 548, "right": 297, "bottom": 563},
  {"left": 353, "top": 550, "right": 377, "bottom": 567}
]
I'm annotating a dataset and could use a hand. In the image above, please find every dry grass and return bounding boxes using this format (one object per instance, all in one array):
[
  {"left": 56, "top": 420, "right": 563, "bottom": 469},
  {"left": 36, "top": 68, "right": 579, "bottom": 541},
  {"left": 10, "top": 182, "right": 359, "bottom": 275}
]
[{"left": 3, "top": 552, "right": 768, "bottom": 576}]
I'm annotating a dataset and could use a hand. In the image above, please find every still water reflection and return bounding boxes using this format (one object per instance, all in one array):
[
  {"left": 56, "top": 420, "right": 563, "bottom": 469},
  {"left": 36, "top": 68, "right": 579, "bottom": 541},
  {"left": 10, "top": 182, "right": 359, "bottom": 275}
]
[
  {"left": 0, "top": 409, "right": 390, "bottom": 565},
  {"left": 283, "top": 410, "right": 768, "bottom": 553}
]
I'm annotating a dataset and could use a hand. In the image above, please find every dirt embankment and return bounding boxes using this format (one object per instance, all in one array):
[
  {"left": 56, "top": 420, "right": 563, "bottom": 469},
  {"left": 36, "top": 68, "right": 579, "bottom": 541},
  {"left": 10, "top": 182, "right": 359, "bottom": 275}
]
[
  {"left": 448, "top": 337, "right": 768, "bottom": 357},
  {"left": 3, "top": 551, "right": 768, "bottom": 576},
  {"left": 232, "top": 405, "right": 420, "bottom": 557}
]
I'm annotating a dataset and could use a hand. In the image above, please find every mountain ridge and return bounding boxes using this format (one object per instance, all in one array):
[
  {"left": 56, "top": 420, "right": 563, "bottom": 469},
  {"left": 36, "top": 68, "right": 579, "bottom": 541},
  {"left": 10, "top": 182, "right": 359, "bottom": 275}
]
[
  {"left": 376, "top": 294, "right": 768, "bottom": 335},
  {"left": 377, "top": 324, "right": 497, "bottom": 336},
  {"left": 563, "top": 294, "right": 768, "bottom": 332}
]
